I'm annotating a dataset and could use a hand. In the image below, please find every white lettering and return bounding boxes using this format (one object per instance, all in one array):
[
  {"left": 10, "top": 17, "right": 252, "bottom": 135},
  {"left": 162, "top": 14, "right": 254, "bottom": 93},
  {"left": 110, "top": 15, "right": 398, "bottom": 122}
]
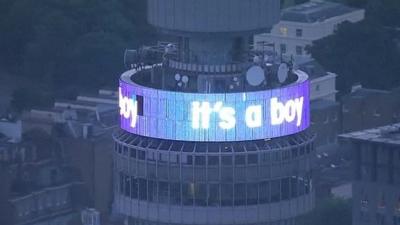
[
  {"left": 119, "top": 88, "right": 138, "bottom": 128},
  {"left": 192, "top": 101, "right": 212, "bottom": 129},
  {"left": 271, "top": 97, "right": 304, "bottom": 126},
  {"left": 245, "top": 105, "right": 262, "bottom": 128},
  {"left": 219, "top": 107, "right": 236, "bottom": 129}
]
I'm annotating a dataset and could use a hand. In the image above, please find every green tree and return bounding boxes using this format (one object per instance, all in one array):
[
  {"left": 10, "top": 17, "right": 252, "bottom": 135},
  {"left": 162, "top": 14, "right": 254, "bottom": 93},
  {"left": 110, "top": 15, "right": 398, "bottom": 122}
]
[
  {"left": 0, "top": 0, "right": 155, "bottom": 102},
  {"left": 308, "top": 20, "right": 400, "bottom": 94}
]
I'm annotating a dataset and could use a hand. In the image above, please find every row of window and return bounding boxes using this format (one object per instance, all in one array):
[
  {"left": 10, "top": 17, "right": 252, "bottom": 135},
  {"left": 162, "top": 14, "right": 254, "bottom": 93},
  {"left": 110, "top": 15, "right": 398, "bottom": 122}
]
[
  {"left": 279, "top": 44, "right": 304, "bottom": 55},
  {"left": 118, "top": 173, "right": 312, "bottom": 206},
  {"left": 279, "top": 27, "right": 303, "bottom": 38},
  {"left": 114, "top": 143, "right": 313, "bottom": 166}
]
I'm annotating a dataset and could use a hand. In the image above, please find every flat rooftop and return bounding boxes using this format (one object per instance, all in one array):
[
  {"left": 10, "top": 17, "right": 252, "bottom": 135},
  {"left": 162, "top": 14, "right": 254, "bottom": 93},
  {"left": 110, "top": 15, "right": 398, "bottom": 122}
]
[
  {"left": 339, "top": 123, "right": 400, "bottom": 146},
  {"left": 281, "top": 0, "right": 360, "bottom": 23}
]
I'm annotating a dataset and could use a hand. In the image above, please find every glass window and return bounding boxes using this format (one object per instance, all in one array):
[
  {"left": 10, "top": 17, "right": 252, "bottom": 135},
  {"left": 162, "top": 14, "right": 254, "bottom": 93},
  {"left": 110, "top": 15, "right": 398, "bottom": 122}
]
[
  {"left": 182, "top": 183, "right": 194, "bottom": 205},
  {"left": 131, "top": 177, "right": 138, "bottom": 199},
  {"left": 262, "top": 153, "right": 270, "bottom": 163},
  {"left": 281, "top": 178, "right": 290, "bottom": 200},
  {"left": 222, "top": 155, "right": 232, "bottom": 165},
  {"left": 296, "top": 46, "right": 303, "bottom": 55},
  {"left": 248, "top": 154, "right": 258, "bottom": 164},
  {"left": 158, "top": 181, "right": 169, "bottom": 204},
  {"left": 138, "top": 150, "right": 145, "bottom": 160},
  {"left": 170, "top": 182, "right": 181, "bottom": 205},
  {"left": 291, "top": 148, "right": 298, "bottom": 158},
  {"left": 282, "top": 150, "right": 290, "bottom": 161},
  {"left": 194, "top": 184, "right": 207, "bottom": 206},
  {"left": 138, "top": 178, "right": 147, "bottom": 200},
  {"left": 208, "top": 184, "right": 220, "bottom": 206},
  {"left": 291, "top": 177, "right": 298, "bottom": 198},
  {"left": 259, "top": 181, "right": 270, "bottom": 203},
  {"left": 296, "top": 29, "right": 303, "bottom": 37},
  {"left": 130, "top": 149, "right": 136, "bottom": 158},
  {"left": 118, "top": 145, "right": 122, "bottom": 154},
  {"left": 187, "top": 155, "right": 193, "bottom": 165},
  {"left": 271, "top": 179, "right": 281, "bottom": 202},
  {"left": 280, "top": 27, "right": 288, "bottom": 36},
  {"left": 272, "top": 151, "right": 281, "bottom": 162},
  {"left": 221, "top": 184, "right": 233, "bottom": 206},
  {"left": 234, "top": 183, "right": 246, "bottom": 206},
  {"left": 247, "top": 183, "right": 258, "bottom": 205},
  {"left": 123, "top": 146, "right": 128, "bottom": 156},
  {"left": 235, "top": 155, "right": 246, "bottom": 165},
  {"left": 195, "top": 156, "right": 206, "bottom": 165},
  {"left": 300, "top": 146, "right": 305, "bottom": 155},
  {"left": 148, "top": 180, "right": 157, "bottom": 202},
  {"left": 119, "top": 173, "right": 124, "bottom": 194},
  {"left": 208, "top": 156, "right": 219, "bottom": 166}
]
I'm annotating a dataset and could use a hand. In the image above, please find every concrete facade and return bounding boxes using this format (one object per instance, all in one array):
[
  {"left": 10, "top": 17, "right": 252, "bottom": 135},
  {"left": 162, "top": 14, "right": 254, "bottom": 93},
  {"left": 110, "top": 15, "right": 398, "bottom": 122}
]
[
  {"left": 340, "top": 123, "right": 400, "bottom": 225},
  {"left": 254, "top": 0, "right": 365, "bottom": 60}
]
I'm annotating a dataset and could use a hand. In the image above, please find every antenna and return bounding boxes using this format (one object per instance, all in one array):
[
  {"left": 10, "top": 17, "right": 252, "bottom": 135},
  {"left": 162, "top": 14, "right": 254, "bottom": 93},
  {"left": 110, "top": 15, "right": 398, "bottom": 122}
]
[{"left": 246, "top": 66, "right": 265, "bottom": 86}]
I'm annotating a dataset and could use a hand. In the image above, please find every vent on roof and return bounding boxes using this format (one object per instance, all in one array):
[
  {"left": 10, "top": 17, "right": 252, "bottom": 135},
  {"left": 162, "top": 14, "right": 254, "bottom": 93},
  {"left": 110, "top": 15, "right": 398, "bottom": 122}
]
[{"left": 351, "top": 84, "right": 363, "bottom": 93}]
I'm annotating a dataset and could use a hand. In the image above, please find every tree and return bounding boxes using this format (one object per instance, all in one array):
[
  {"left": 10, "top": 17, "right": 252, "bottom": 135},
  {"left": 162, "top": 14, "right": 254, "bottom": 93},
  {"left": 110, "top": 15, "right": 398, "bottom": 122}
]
[
  {"left": 10, "top": 87, "right": 53, "bottom": 112},
  {"left": 0, "top": 0, "right": 155, "bottom": 104},
  {"left": 308, "top": 20, "right": 400, "bottom": 94},
  {"left": 297, "top": 198, "right": 352, "bottom": 225}
]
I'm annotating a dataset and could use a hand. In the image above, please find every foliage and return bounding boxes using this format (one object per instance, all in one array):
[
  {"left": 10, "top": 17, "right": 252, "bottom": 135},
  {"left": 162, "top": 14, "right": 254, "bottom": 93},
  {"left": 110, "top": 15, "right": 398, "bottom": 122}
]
[
  {"left": 297, "top": 198, "right": 352, "bottom": 225},
  {"left": 308, "top": 0, "right": 400, "bottom": 94},
  {"left": 10, "top": 87, "right": 54, "bottom": 112},
  {"left": 0, "top": 0, "right": 155, "bottom": 110}
]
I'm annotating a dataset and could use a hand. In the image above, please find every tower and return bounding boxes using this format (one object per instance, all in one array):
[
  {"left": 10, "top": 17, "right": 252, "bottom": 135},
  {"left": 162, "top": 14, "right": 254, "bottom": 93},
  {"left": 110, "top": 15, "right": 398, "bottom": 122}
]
[{"left": 113, "top": 1, "right": 315, "bottom": 224}]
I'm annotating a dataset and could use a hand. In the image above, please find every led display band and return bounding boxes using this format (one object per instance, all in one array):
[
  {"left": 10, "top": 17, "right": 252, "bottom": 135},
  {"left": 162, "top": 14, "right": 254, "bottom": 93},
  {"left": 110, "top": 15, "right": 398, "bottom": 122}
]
[{"left": 119, "top": 69, "right": 310, "bottom": 142}]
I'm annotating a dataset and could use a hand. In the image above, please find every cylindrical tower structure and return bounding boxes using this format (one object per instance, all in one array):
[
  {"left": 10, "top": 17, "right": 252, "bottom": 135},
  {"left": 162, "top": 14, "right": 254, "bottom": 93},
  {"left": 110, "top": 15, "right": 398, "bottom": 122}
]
[{"left": 113, "top": 1, "right": 315, "bottom": 225}]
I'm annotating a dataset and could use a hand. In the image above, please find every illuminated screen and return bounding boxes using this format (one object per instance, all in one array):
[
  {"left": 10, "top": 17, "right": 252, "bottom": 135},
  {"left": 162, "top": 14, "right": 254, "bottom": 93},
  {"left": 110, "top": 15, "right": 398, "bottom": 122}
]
[{"left": 119, "top": 72, "right": 310, "bottom": 142}]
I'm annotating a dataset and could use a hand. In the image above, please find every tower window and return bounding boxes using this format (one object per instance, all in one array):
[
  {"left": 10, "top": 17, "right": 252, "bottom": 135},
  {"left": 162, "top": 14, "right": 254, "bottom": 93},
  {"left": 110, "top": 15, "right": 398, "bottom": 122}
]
[{"left": 296, "top": 29, "right": 303, "bottom": 37}]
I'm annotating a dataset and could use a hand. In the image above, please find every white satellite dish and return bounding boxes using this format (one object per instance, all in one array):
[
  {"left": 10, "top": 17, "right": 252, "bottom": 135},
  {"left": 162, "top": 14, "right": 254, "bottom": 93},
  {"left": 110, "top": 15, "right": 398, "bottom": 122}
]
[
  {"left": 277, "top": 63, "right": 289, "bottom": 83},
  {"left": 182, "top": 75, "right": 189, "bottom": 83},
  {"left": 246, "top": 66, "right": 265, "bottom": 86},
  {"left": 175, "top": 73, "right": 181, "bottom": 81}
]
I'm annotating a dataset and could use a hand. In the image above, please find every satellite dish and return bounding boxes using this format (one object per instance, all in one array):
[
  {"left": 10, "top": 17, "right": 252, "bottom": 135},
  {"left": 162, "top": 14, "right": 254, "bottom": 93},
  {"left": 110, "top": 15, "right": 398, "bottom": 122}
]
[
  {"left": 277, "top": 63, "right": 289, "bottom": 83},
  {"left": 182, "top": 75, "right": 189, "bottom": 83},
  {"left": 175, "top": 73, "right": 181, "bottom": 81},
  {"left": 246, "top": 66, "right": 265, "bottom": 86}
]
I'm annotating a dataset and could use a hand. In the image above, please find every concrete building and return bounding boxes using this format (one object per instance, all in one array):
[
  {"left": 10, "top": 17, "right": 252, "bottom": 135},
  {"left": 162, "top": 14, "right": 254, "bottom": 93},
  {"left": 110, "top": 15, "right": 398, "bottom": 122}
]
[
  {"left": 339, "top": 123, "right": 400, "bottom": 225},
  {"left": 254, "top": 0, "right": 365, "bottom": 60},
  {"left": 113, "top": 1, "right": 316, "bottom": 225},
  {"left": 0, "top": 125, "right": 83, "bottom": 225},
  {"left": 310, "top": 99, "right": 340, "bottom": 147},
  {"left": 341, "top": 86, "right": 400, "bottom": 133},
  {"left": 22, "top": 89, "right": 119, "bottom": 222}
]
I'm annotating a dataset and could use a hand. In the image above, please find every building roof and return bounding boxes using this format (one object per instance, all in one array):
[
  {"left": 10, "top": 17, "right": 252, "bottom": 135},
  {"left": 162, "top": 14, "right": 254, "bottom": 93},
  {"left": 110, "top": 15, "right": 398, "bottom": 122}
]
[
  {"left": 297, "top": 58, "right": 328, "bottom": 80},
  {"left": 311, "top": 99, "right": 339, "bottom": 110},
  {"left": 281, "top": 0, "right": 359, "bottom": 23},
  {"left": 343, "top": 87, "right": 391, "bottom": 100},
  {"left": 339, "top": 123, "right": 400, "bottom": 146}
]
